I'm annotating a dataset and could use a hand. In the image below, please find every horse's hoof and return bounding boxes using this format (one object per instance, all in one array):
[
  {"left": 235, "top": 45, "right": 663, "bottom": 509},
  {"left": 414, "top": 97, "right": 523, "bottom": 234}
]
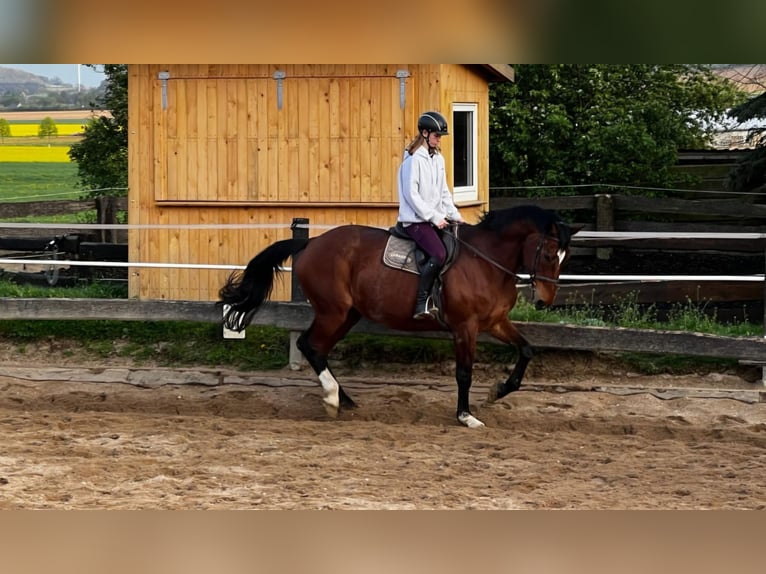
[
  {"left": 339, "top": 395, "right": 357, "bottom": 409},
  {"left": 486, "top": 382, "right": 502, "bottom": 404},
  {"left": 458, "top": 412, "right": 486, "bottom": 428},
  {"left": 323, "top": 401, "right": 339, "bottom": 418}
]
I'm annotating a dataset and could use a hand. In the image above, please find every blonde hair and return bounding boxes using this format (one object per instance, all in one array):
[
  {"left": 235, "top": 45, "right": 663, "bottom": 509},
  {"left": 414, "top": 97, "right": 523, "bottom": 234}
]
[{"left": 405, "top": 133, "right": 440, "bottom": 156}]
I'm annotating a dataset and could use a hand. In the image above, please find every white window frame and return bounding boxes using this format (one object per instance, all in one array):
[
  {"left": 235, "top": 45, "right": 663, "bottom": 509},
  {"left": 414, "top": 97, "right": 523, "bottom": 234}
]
[{"left": 451, "top": 103, "right": 478, "bottom": 203}]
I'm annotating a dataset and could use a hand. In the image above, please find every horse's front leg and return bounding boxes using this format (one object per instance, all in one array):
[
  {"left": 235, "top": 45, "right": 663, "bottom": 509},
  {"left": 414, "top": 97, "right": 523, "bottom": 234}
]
[
  {"left": 453, "top": 326, "right": 484, "bottom": 428},
  {"left": 486, "top": 318, "right": 534, "bottom": 403}
]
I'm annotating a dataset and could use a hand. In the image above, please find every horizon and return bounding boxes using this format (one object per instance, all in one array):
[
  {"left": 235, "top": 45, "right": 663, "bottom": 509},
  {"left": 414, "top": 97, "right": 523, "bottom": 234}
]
[{"left": 2, "top": 64, "right": 106, "bottom": 88}]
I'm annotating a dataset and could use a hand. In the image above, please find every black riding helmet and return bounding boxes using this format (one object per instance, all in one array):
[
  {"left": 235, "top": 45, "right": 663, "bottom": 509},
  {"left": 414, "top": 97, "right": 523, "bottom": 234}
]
[{"left": 418, "top": 111, "right": 449, "bottom": 136}]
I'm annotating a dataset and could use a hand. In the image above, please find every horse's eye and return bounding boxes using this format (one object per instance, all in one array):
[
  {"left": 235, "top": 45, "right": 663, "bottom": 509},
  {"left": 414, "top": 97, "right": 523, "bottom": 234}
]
[{"left": 543, "top": 249, "right": 558, "bottom": 263}]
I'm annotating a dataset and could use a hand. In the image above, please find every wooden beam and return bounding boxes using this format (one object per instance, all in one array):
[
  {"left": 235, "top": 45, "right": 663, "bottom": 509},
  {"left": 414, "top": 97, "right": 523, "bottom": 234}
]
[
  {"left": 0, "top": 298, "right": 763, "bottom": 363},
  {"left": 571, "top": 236, "right": 766, "bottom": 252},
  {"left": 615, "top": 195, "right": 766, "bottom": 218},
  {"left": 556, "top": 280, "right": 763, "bottom": 305},
  {"left": 490, "top": 196, "right": 596, "bottom": 211},
  {"left": 514, "top": 322, "right": 766, "bottom": 361},
  {"left": 0, "top": 198, "right": 128, "bottom": 219}
]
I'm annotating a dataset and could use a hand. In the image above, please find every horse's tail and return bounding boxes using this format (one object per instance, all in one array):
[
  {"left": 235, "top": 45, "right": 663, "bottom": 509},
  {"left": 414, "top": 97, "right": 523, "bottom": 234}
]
[{"left": 218, "top": 238, "right": 309, "bottom": 331}]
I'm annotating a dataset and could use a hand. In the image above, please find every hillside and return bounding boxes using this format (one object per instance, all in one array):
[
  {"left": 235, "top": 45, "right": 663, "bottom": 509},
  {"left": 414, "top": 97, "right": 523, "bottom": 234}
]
[
  {"left": 0, "top": 66, "right": 55, "bottom": 93},
  {"left": 713, "top": 64, "right": 766, "bottom": 94}
]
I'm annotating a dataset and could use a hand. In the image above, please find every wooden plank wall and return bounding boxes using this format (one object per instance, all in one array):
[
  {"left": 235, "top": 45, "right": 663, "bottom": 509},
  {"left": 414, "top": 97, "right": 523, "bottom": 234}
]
[
  {"left": 128, "top": 65, "right": 490, "bottom": 303},
  {"left": 155, "top": 64, "right": 413, "bottom": 205}
]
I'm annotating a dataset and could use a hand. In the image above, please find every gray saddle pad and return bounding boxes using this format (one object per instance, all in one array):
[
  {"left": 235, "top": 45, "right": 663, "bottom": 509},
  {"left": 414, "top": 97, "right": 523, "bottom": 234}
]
[{"left": 382, "top": 236, "right": 420, "bottom": 275}]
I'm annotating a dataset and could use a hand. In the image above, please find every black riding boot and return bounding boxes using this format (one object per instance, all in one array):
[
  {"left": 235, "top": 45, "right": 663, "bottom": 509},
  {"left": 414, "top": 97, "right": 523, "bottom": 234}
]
[{"left": 413, "top": 256, "right": 442, "bottom": 320}]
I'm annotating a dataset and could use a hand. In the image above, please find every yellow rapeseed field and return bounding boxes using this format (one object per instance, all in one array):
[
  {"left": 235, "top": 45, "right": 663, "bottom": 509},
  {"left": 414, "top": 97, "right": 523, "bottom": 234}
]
[
  {"left": 0, "top": 145, "right": 72, "bottom": 162},
  {"left": 4, "top": 123, "right": 85, "bottom": 137}
]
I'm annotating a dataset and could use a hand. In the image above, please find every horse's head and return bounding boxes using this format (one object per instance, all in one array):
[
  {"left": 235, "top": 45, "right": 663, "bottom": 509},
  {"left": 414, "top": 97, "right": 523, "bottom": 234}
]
[
  {"left": 521, "top": 219, "right": 581, "bottom": 309},
  {"left": 476, "top": 205, "right": 582, "bottom": 308}
]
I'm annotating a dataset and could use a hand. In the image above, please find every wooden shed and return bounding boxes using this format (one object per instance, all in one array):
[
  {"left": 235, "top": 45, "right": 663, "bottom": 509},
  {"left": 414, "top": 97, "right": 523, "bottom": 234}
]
[{"left": 127, "top": 64, "right": 514, "bottom": 302}]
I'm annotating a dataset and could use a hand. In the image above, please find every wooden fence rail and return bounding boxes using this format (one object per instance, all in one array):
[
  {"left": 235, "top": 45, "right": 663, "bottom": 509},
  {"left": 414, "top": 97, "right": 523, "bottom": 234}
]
[
  {"left": 0, "top": 298, "right": 763, "bottom": 364},
  {"left": 0, "top": 197, "right": 128, "bottom": 242},
  {"left": 0, "top": 197, "right": 128, "bottom": 220},
  {"left": 490, "top": 194, "right": 766, "bottom": 235}
]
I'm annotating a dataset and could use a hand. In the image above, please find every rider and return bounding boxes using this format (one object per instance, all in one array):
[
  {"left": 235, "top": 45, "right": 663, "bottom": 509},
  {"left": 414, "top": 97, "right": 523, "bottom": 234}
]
[{"left": 397, "top": 111, "right": 465, "bottom": 320}]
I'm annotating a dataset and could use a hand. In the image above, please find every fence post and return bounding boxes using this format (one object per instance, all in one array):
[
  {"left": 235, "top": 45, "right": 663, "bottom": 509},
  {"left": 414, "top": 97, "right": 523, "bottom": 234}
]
[
  {"left": 595, "top": 194, "right": 614, "bottom": 260},
  {"left": 289, "top": 218, "right": 309, "bottom": 370},
  {"left": 95, "top": 196, "right": 117, "bottom": 243}
]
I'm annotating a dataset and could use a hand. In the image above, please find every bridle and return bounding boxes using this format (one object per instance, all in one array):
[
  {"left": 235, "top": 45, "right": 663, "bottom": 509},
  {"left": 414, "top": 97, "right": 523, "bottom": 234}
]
[
  {"left": 443, "top": 225, "right": 563, "bottom": 287},
  {"left": 528, "top": 234, "right": 565, "bottom": 285}
]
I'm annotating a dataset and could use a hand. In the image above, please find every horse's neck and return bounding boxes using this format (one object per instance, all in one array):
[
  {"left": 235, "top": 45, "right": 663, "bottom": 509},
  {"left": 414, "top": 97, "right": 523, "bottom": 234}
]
[{"left": 463, "top": 227, "right": 525, "bottom": 271}]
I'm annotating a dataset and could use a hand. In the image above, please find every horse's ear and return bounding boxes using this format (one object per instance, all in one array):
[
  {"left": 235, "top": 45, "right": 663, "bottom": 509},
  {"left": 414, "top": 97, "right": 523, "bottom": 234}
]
[{"left": 569, "top": 224, "right": 584, "bottom": 236}]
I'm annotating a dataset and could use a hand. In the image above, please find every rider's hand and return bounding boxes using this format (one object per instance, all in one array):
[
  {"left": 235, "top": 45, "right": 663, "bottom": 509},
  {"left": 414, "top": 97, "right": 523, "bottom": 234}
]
[{"left": 435, "top": 219, "right": 449, "bottom": 229}]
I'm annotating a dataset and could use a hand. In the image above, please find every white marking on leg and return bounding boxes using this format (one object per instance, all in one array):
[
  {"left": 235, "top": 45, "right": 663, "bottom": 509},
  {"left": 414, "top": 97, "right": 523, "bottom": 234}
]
[
  {"left": 458, "top": 413, "right": 486, "bottom": 428},
  {"left": 318, "top": 368, "right": 340, "bottom": 417}
]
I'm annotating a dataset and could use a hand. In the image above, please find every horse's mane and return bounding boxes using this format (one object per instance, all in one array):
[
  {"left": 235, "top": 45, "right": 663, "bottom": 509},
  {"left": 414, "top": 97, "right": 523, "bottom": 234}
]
[{"left": 476, "top": 205, "right": 574, "bottom": 249}]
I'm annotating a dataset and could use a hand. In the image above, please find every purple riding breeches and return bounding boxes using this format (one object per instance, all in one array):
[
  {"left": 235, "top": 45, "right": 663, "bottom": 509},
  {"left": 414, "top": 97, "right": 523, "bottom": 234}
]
[{"left": 403, "top": 222, "right": 446, "bottom": 265}]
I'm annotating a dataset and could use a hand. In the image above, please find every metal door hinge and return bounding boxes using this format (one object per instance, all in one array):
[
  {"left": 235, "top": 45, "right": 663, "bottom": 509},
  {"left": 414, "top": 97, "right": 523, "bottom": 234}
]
[
  {"left": 396, "top": 70, "right": 410, "bottom": 109},
  {"left": 158, "top": 71, "right": 170, "bottom": 110},
  {"left": 274, "top": 70, "right": 286, "bottom": 109}
]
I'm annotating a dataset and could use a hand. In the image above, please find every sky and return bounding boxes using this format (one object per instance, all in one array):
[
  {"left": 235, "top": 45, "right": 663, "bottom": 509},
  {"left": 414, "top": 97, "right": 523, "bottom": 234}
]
[{"left": 4, "top": 64, "right": 106, "bottom": 88}]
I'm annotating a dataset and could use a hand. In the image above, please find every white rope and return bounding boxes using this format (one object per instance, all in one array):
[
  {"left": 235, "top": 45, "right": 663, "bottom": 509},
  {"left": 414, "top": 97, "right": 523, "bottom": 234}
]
[
  {"left": 558, "top": 274, "right": 765, "bottom": 283},
  {"left": 1, "top": 257, "right": 762, "bottom": 282},
  {"left": 0, "top": 187, "right": 128, "bottom": 203},
  {"left": 0, "top": 222, "right": 301, "bottom": 230},
  {"left": 0, "top": 258, "right": 247, "bottom": 271},
  {"left": 0, "top": 222, "right": 762, "bottom": 238},
  {"left": 576, "top": 231, "right": 766, "bottom": 239},
  {"left": 488, "top": 183, "right": 766, "bottom": 196},
  {"left": 0, "top": 225, "right": 762, "bottom": 280}
]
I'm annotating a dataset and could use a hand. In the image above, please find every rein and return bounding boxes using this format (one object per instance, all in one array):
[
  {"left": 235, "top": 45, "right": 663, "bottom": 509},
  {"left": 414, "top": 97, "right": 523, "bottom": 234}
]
[{"left": 443, "top": 226, "right": 560, "bottom": 286}]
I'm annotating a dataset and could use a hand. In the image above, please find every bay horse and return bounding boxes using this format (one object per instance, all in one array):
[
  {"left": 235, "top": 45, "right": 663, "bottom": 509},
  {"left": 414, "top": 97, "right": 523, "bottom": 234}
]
[{"left": 219, "top": 205, "right": 580, "bottom": 428}]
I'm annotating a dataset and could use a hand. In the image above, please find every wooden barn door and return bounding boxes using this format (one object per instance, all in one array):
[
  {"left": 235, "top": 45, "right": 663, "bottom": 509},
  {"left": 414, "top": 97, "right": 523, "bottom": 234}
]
[
  {"left": 156, "top": 76, "right": 275, "bottom": 202},
  {"left": 155, "top": 70, "right": 409, "bottom": 205}
]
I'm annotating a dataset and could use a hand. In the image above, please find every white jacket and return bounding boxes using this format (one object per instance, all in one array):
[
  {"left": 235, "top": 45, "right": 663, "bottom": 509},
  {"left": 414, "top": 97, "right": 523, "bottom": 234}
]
[{"left": 397, "top": 145, "right": 462, "bottom": 225}]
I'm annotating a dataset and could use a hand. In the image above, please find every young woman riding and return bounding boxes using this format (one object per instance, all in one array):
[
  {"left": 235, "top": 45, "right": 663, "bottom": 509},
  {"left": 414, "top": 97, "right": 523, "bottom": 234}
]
[{"left": 397, "top": 111, "right": 465, "bottom": 319}]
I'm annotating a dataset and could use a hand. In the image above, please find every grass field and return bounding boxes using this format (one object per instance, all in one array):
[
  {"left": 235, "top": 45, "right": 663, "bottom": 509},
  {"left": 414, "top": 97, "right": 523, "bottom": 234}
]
[{"left": 0, "top": 162, "right": 79, "bottom": 201}]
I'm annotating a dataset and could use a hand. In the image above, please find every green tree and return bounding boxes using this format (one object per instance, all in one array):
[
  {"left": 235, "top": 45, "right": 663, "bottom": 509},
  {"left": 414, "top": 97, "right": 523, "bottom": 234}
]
[
  {"left": 0, "top": 118, "right": 10, "bottom": 142},
  {"left": 489, "top": 64, "right": 743, "bottom": 194},
  {"left": 727, "top": 83, "right": 766, "bottom": 194},
  {"left": 68, "top": 64, "right": 128, "bottom": 198},
  {"left": 38, "top": 116, "right": 58, "bottom": 141}
]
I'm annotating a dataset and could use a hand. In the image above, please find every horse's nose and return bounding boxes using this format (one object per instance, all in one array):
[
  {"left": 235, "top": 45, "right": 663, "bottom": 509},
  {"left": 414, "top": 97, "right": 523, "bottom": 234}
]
[{"left": 534, "top": 299, "right": 547, "bottom": 310}]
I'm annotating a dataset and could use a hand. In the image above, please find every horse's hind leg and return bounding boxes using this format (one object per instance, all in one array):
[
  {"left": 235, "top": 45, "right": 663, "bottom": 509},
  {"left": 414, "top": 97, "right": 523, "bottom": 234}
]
[
  {"left": 297, "top": 330, "right": 356, "bottom": 414},
  {"left": 296, "top": 309, "right": 361, "bottom": 417}
]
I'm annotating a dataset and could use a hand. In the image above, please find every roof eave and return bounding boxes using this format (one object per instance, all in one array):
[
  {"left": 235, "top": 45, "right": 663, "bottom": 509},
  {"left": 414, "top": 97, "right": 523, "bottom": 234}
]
[{"left": 478, "top": 64, "right": 514, "bottom": 82}]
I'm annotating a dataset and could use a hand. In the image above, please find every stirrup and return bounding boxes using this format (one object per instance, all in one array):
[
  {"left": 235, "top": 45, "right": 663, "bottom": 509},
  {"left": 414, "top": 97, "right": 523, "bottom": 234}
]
[{"left": 413, "top": 296, "right": 438, "bottom": 320}]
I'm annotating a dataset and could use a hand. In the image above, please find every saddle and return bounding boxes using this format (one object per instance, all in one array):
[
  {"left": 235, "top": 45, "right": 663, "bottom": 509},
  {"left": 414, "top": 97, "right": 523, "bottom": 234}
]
[
  {"left": 382, "top": 223, "right": 460, "bottom": 323},
  {"left": 382, "top": 222, "right": 459, "bottom": 276}
]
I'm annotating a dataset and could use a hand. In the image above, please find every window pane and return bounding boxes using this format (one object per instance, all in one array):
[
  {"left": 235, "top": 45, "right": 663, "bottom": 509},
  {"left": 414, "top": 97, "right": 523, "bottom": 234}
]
[{"left": 453, "top": 110, "right": 473, "bottom": 187}]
